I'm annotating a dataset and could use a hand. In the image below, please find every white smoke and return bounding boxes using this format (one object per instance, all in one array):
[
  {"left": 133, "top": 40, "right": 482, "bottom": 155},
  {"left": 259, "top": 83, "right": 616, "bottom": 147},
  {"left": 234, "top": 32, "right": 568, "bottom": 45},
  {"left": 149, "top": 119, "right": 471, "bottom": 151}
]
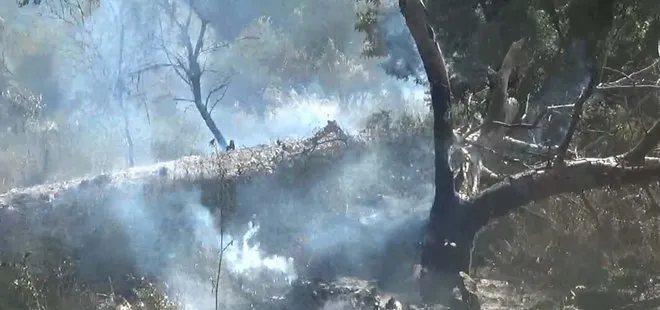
[
  {"left": 2, "top": 0, "right": 434, "bottom": 308},
  {"left": 104, "top": 187, "right": 297, "bottom": 309}
]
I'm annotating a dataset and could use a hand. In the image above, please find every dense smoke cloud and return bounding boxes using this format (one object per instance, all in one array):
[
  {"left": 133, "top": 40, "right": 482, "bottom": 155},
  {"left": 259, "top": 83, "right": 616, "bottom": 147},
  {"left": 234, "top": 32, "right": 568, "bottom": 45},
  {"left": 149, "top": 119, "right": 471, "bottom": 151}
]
[{"left": 0, "top": 0, "right": 435, "bottom": 308}]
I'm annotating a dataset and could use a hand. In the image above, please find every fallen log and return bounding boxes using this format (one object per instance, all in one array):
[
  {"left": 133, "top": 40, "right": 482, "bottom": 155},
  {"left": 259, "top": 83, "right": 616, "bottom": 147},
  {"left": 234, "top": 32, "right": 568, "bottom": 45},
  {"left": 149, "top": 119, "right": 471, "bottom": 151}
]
[
  {"left": 1, "top": 122, "right": 356, "bottom": 204},
  {"left": 0, "top": 121, "right": 365, "bottom": 260}
]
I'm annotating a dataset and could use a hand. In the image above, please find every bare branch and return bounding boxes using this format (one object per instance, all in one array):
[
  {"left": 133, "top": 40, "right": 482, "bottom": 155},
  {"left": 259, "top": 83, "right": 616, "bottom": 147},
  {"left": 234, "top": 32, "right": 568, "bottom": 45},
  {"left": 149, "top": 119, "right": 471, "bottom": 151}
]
[
  {"left": 467, "top": 115, "right": 660, "bottom": 233},
  {"left": 555, "top": 71, "right": 597, "bottom": 163},
  {"left": 602, "top": 66, "right": 634, "bottom": 81},
  {"left": 491, "top": 121, "right": 538, "bottom": 129},
  {"left": 163, "top": 50, "right": 191, "bottom": 85},
  {"left": 464, "top": 139, "right": 536, "bottom": 170},
  {"left": 607, "top": 58, "right": 660, "bottom": 85},
  {"left": 502, "top": 136, "right": 557, "bottom": 155},
  {"left": 209, "top": 86, "right": 229, "bottom": 113},
  {"left": 597, "top": 84, "right": 660, "bottom": 90},
  {"left": 156, "top": 15, "right": 191, "bottom": 85},
  {"left": 174, "top": 97, "right": 195, "bottom": 103},
  {"left": 204, "top": 80, "right": 230, "bottom": 109},
  {"left": 623, "top": 119, "right": 660, "bottom": 164},
  {"left": 547, "top": 104, "right": 575, "bottom": 110},
  {"left": 462, "top": 132, "right": 556, "bottom": 155}
]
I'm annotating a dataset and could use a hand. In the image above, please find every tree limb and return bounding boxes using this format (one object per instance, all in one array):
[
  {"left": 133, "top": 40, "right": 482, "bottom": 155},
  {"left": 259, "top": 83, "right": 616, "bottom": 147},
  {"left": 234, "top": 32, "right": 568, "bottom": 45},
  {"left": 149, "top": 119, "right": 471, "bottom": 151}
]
[
  {"left": 204, "top": 78, "right": 230, "bottom": 110},
  {"left": 555, "top": 70, "right": 597, "bottom": 163},
  {"left": 465, "top": 156, "right": 660, "bottom": 235},
  {"left": 491, "top": 121, "right": 538, "bottom": 129},
  {"left": 596, "top": 84, "right": 660, "bottom": 91},
  {"left": 193, "top": 20, "right": 208, "bottom": 58},
  {"left": 605, "top": 58, "right": 660, "bottom": 85}
]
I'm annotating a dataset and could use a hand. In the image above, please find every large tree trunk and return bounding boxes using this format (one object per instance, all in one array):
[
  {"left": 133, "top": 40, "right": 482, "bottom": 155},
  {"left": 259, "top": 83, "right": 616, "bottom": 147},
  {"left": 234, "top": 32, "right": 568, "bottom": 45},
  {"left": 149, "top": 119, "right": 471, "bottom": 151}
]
[
  {"left": 191, "top": 75, "right": 228, "bottom": 150},
  {"left": 398, "top": 0, "right": 478, "bottom": 307}
]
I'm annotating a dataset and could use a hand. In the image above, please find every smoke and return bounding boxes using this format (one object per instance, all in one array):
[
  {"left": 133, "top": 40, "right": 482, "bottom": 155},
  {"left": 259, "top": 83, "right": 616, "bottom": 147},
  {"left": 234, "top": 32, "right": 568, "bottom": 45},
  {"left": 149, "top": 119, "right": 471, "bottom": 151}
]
[
  {"left": 1, "top": 0, "right": 437, "bottom": 308},
  {"left": 58, "top": 185, "right": 299, "bottom": 309},
  {"left": 528, "top": 39, "right": 593, "bottom": 144},
  {"left": 47, "top": 154, "right": 433, "bottom": 309},
  {"left": 41, "top": 0, "right": 426, "bottom": 165}
]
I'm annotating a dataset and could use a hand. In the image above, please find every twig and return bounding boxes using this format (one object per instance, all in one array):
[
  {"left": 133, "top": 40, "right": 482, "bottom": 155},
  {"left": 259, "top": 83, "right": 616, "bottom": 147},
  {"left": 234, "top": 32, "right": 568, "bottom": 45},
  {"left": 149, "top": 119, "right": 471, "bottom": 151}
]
[
  {"left": 468, "top": 141, "right": 535, "bottom": 170},
  {"left": 596, "top": 84, "right": 660, "bottom": 90},
  {"left": 492, "top": 120, "right": 539, "bottom": 129},
  {"left": 607, "top": 58, "right": 660, "bottom": 85},
  {"left": 546, "top": 104, "right": 575, "bottom": 110},
  {"left": 209, "top": 85, "right": 229, "bottom": 113},
  {"left": 602, "top": 66, "right": 634, "bottom": 81},
  {"left": 174, "top": 97, "right": 194, "bottom": 103},
  {"left": 204, "top": 80, "right": 230, "bottom": 109}
]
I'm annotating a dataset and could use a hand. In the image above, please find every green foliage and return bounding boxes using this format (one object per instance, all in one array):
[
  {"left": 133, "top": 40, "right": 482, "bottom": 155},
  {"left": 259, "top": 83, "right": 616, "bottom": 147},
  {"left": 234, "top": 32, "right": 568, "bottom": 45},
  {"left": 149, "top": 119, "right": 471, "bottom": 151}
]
[{"left": 355, "top": 0, "right": 659, "bottom": 96}]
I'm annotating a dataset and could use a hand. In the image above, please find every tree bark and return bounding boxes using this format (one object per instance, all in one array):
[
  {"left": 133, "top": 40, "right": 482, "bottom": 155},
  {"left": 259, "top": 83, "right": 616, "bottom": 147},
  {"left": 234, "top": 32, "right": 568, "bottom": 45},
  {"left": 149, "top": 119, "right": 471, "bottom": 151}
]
[
  {"left": 192, "top": 76, "right": 228, "bottom": 150},
  {"left": 398, "top": 0, "right": 475, "bottom": 307}
]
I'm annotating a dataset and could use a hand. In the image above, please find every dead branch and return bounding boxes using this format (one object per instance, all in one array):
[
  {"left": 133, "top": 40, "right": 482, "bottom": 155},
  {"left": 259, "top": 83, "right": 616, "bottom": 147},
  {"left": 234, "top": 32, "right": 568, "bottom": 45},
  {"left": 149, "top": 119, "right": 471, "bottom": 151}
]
[
  {"left": 492, "top": 121, "right": 538, "bottom": 129},
  {"left": 555, "top": 71, "right": 597, "bottom": 163},
  {"left": 597, "top": 84, "right": 660, "bottom": 91},
  {"left": 204, "top": 78, "right": 230, "bottom": 110},
  {"left": 604, "top": 58, "right": 660, "bottom": 85},
  {"left": 482, "top": 38, "right": 526, "bottom": 136}
]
